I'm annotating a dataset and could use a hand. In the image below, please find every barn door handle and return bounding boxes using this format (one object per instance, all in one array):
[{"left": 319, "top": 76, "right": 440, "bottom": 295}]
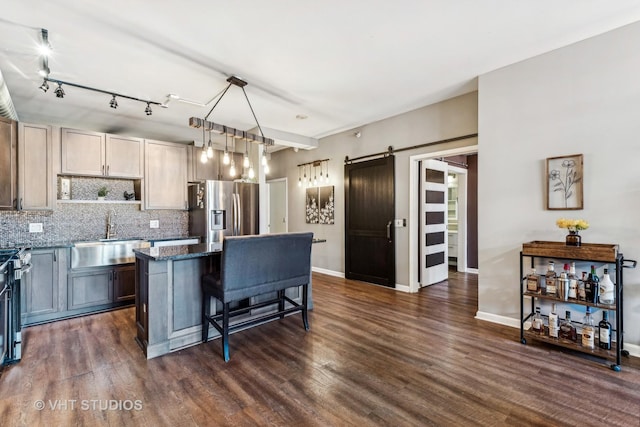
[{"left": 386, "top": 221, "right": 392, "bottom": 240}]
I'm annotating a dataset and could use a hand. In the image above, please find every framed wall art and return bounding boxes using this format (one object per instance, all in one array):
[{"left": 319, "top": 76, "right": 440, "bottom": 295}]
[
  {"left": 305, "top": 186, "right": 335, "bottom": 224},
  {"left": 546, "top": 154, "right": 583, "bottom": 210}
]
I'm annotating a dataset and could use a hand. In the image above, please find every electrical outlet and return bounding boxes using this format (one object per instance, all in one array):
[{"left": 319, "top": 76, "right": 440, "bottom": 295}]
[
  {"left": 29, "top": 223, "right": 44, "bottom": 233},
  {"left": 150, "top": 220, "right": 159, "bottom": 229}
]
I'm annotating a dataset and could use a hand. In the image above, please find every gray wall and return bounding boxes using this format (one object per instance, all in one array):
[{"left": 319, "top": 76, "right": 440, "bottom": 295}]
[
  {"left": 270, "top": 92, "right": 478, "bottom": 286},
  {"left": 478, "top": 21, "right": 640, "bottom": 349}
]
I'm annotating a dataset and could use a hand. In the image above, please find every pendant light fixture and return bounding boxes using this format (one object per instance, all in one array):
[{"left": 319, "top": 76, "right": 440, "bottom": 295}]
[
  {"left": 223, "top": 130, "right": 230, "bottom": 165},
  {"left": 188, "top": 76, "right": 274, "bottom": 179},
  {"left": 229, "top": 159, "right": 236, "bottom": 177},
  {"left": 200, "top": 126, "right": 208, "bottom": 164},
  {"left": 206, "top": 128, "right": 214, "bottom": 159},
  {"left": 298, "top": 167, "right": 302, "bottom": 187},
  {"left": 297, "top": 159, "right": 331, "bottom": 189}
]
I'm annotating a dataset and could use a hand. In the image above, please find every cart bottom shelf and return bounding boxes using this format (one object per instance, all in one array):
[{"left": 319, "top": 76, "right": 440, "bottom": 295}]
[{"left": 522, "top": 330, "right": 618, "bottom": 362}]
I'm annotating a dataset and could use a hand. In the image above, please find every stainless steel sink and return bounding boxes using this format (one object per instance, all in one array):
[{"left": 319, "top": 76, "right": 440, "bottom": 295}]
[{"left": 71, "top": 239, "right": 150, "bottom": 269}]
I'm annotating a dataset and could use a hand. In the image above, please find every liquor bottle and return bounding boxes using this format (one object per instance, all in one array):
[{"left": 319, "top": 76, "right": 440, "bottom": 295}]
[
  {"left": 526, "top": 268, "right": 541, "bottom": 293},
  {"left": 567, "top": 262, "right": 579, "bottom": 300},
  {"left": 559, "top": 311, "right": 577, "bottom": 342},
  {"left": 582, "top": 307, "right": 595, "bottom": 349},
  {"left": 558, "top": 264, "right": 569, "bottom": 301},
  {"left": 598, "top": 310, "right": 612, "bottom": 350},
  {"left": 548, "top": 303, "right": 559, "bottom": 338},
  {"left": 532, "top": 307, "right": 543, "bottom": 335},
  {"left": 599, "top": 267, "right": 615, "bottom": 305},
  {"left": 578, "top": 271, "right": 588, "bottom": 301},
  {"left": 586, "top": 265, "right": 600, "bottom": 304},
  {"left": 545, "top": 261, "right": 557, "bottom": 297}
]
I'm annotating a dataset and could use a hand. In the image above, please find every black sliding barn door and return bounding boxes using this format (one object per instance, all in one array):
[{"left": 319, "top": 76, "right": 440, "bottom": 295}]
[{"left": 344, "top": 155, "right": 395, "bottom": 287}]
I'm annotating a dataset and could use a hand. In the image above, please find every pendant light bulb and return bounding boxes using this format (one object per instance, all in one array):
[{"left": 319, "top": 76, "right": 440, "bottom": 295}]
[
  {"left": 264, "top": 162, "right": 270, "bottom": 175},
  {"left": 223, "top": 150, "right": 230, "bottom": 165},
  {"left": 229, "top": 161, "right": 236, "bottom": 177},
  {"left": 200, "top": 148, "right": 208, "bottom": 164},
  {"left": 248, "top": 164, "right": 255, "bottom": 179},
  {"left": 261, "top": 152, "right": 267, "bottom": 166},
  {"left": 298, "top": 178, "right": 302, "bottom": 187},
  {"left": 243, "top": 154, "right": 250, "bottom": 168},
  {"left": 206, "top": 145, "right": 214, "bottom": 158}
]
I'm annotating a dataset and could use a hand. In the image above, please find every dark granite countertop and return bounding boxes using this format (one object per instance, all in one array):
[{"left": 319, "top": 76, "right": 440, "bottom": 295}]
[
  {"left": 134, "top": 243, "right": 221, "bottom": 261},
  {"left": 8, "top": 241, "right": 74, "bottom": 249}
]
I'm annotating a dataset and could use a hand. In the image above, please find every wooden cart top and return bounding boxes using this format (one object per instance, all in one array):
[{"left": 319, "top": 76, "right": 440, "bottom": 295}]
[{"left": 522, "top": 241, "right": 619, "bottom": 263}]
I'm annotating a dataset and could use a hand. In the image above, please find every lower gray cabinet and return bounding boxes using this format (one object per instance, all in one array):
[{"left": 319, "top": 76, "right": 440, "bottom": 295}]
[
  {"left": 22, "top": 248, "right": 67, "bottom": 325},
  {"left": 67, "top": 264, "right": 136, "bottom": 310},
  {"left": 68, "top": 269, "right": 113, "bottom": 310}
]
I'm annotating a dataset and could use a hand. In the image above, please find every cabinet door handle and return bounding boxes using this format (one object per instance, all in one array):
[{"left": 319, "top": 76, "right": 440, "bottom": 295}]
[
  {"left": 19, "top": 198, "right": 23, "bottom": 210},
  {"left": 53, "top": 252, "right": 56, "bottom": 262},
  {"left": 114, "top": 271, "right": 117, "bottom": 281},
  {"left": 107, "top": 165, "right": 110, "bottom": 176}
]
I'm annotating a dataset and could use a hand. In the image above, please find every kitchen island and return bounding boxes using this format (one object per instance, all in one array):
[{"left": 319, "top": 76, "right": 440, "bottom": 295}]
[{"left": 133, "top": 243, "right": 313, "bottom": 359}]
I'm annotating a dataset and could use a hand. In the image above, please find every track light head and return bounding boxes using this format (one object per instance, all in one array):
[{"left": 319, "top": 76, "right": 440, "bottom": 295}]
[
  {"left": 145, "top": 102, "right": 152, "bottom": 116},
  {"left": 54, "top": 83, "right": 64, "bottom": 98},
  {"left": 109, "top": 95, "right": 118, "bottom": 109},
  {"left": 39, "top": 80, "right": 49, "bottom": 92}
]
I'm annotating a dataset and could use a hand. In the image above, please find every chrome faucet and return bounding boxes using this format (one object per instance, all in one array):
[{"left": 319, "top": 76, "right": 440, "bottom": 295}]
[{"left": 106, "top": 209, "right": 117, "bottom": 239}]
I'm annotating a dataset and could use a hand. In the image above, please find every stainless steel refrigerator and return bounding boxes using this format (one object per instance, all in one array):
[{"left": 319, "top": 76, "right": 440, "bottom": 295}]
[{"left": 188, "top": 180, "right": 259, "bottom": 249}]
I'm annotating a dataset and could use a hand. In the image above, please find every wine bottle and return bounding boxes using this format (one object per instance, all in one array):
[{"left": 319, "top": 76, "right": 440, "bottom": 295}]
[
  {"left": 559, "top": 311, "right": 577, "bottom": 342},
  {"left": 589, "top": 265, "right": 600, "bottom": 304},
  {"left": 545, "top": 261, "right": 557, "bottom": 297},
  {"left": 578, "top": 271, "right": 587, "bottom": 302},
  {"left": 567, "top": 262, "right": 579, "bottom": 300},
  {"left": 526, "top": 268, "right": 541, "bottom": 293},
  {"left": 598, "top": 310, "right": 612, "bottom": 350},
  {"left": 582, "top": 307, "right": 595, "bottom": 349},
  {"left": 599, "top": 267, "right": 615, "bottom": 305},
  {"left": 548, "top": 303, "right": 559, "bottom": 338},
  {"left": 532, "top": 307, "right": 543, "bottom": 335}
]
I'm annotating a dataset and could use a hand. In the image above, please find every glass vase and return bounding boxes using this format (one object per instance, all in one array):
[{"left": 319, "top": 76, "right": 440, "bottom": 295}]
[{"left": 565, "top": 230, "right": 581, "bottom": 246}]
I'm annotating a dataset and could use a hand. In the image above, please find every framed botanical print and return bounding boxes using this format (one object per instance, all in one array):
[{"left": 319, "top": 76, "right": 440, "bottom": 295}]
[{"left": 546, "top": 154, "right": 583, "bottom": 210}]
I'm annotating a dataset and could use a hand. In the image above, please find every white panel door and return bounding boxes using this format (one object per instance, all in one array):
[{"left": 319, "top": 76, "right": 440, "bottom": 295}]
[{"left": 420, "top": 159, "right": 448, "bottom": 286}]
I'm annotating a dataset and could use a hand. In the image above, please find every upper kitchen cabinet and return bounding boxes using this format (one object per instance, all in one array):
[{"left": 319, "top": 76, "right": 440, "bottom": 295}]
[
  {"left": 61, "top": 128, "right": 143, "bottom": 178},
  {"left": 0, "top": 117, "right": 17, "bottom": 210},
  {"left": 144, "top": 139, "right": 187, "bottom": 209},
  {"left": 18, "top": 123, "right": 55, "bottom": 210}
]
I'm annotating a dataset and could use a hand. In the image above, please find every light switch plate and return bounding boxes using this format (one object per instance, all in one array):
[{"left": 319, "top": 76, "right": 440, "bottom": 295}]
[
  {"left": 150, "top": 220, "right": 159, "bottom": 229},
  {"left": 29, "top": 223, "right": 44, "bottom": 233},
  {"left": 394, "top": 219, "right": 406, "bottom": 227}
]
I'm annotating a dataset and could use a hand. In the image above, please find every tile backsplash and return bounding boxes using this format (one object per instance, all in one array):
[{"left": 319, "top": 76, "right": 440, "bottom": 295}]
[{"left": 1, "top": 175, "right": 189, "bottom": 247}]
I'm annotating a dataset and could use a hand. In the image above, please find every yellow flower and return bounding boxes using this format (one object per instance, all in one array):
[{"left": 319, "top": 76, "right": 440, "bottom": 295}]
[{"left": 556, "top": 218, "right": 589, "bottom": 232}]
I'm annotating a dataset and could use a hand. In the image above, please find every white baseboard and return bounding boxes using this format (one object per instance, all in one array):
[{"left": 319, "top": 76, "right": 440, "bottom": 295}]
[
  {"left": 395, "top": 284, "right": 412, "bottom": 293},
  {"left": 624, "top": 343, "right": 640, "bottom": 358},
  {"left": 475, "top": 311, "right": 521, "bottom": 328},
  {"left": 465, "top": 268, "right": 479, "bottom": 274},
  {"left": 312, "top": 266, "right": 344, "bottom": 278}
]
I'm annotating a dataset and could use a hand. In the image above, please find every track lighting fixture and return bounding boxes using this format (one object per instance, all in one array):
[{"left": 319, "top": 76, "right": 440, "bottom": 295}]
[
  {"left": 35, "top": 29, "right": 163, "bottom": 116},
  {"left": 54, "top": 83, "right": 64, "bottom": 98}
]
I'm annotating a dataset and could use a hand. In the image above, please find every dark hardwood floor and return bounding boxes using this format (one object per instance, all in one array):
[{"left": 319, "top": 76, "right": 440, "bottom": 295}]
[{"left": 1, "top": 271, "right": 639, "bottom": 426}]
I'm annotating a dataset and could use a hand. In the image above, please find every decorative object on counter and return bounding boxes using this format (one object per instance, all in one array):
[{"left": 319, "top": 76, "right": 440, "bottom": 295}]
[
  {"left": 123, "top": 191, "right": 135, "bottom": 201},
  {"left": 546, "top": 154, "right": 583, "bottom": 210},
  {"left": 297, "top": 159, "right": 331, "bottom": 188},
  {"left": 97, "top": 186, "right": 109, "bottom": 200},
  {"left": 188, "top": 76, "right": 273, "bottom": 174},
  {"left": 556, "top": 218, "right": 589, "bottom": 246}
]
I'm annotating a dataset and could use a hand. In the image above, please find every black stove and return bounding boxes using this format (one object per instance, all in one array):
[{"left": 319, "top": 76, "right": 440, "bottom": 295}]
[{"left": 1, "top": 247, "right": 31, "bottom": 366}]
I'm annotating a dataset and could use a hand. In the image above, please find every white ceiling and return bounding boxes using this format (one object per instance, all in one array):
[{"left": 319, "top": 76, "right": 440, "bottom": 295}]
[{"left": 1, "top": 1, "right": 640, "bottom": 150}]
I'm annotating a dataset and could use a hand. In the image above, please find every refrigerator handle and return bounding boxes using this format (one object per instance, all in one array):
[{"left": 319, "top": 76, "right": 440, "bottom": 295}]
[
  {"left": 237, "top": 193, "right": 242, "bottom": 235},
  {"left": 232, "top": 194, "right": 239, "bottom": 235}
]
